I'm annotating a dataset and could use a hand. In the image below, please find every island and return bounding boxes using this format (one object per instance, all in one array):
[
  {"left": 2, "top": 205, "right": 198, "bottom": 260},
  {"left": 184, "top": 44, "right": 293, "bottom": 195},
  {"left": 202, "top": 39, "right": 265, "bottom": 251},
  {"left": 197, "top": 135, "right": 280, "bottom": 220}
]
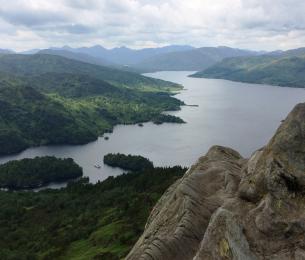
[
  {"left": 103, "top": 153, "right": 154, "bottom": 171},
  {"left": 0, "top": 156, "right": 83, "bottom": 190}
]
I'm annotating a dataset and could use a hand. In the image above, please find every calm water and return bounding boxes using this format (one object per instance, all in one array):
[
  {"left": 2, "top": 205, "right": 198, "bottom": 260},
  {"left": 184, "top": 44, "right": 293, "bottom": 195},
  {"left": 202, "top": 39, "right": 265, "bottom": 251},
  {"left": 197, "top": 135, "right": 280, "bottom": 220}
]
[{"left": 1, "top": 71, "right": 305, "bottom": 186}]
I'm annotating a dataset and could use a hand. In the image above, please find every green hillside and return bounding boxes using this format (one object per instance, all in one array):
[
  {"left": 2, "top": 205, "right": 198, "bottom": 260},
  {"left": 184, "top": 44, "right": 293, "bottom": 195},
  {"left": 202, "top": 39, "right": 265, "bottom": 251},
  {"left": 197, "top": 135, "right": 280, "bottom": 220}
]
[
  {"left": 0, "top": 84, "right": 97, "bottom": 155},
  {"left": 38, "top": 49, "right": 115, "bottom": 68},
  {"left": 0, "top": 160, "right": 186, "bottom": 259},
  {"left": 191, "top": 49, "right": 305, "bottom": 88},
  {"left": 0, "top": 54, "right": 184, "bottom": 155},
  {"left": 0, "top": 54, "right": 180, "bottom": 91}
]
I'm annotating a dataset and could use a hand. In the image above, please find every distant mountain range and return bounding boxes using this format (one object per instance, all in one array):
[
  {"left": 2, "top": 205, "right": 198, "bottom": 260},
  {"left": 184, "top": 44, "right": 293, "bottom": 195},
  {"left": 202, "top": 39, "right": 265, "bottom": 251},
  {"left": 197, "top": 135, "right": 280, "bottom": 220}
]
[
  {"left": 132, "top": 46, "right": 260, "bottom": 72},
  {"left": 4, "top": 45, "right": 261, "bottom": 72},
  {"left": 3, "top": 44, "right": 305, "bottom": 87},
  {"left": 59, "top": 45, "right": 195, "bottom": 65},
  {"left": 30, "top": 45, "right": 194, "bottom": 67},
  {"left": 191, "top": 48, "right": 305, "bottom": 88}
]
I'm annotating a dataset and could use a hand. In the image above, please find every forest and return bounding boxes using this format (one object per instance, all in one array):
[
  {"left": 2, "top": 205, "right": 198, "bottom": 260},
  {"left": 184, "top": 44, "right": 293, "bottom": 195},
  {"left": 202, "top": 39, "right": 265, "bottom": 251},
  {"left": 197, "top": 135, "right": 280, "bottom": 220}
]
[{"left": 0, "top": 158, "right": 186, "bottom": 259}]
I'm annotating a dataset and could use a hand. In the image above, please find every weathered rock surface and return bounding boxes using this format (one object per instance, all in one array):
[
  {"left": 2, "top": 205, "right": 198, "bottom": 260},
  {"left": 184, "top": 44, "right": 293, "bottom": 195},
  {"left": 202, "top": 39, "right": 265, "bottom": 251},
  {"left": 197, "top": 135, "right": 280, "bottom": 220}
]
[{"left": 126, "top": 103, "right": 305, "bottom": 260}]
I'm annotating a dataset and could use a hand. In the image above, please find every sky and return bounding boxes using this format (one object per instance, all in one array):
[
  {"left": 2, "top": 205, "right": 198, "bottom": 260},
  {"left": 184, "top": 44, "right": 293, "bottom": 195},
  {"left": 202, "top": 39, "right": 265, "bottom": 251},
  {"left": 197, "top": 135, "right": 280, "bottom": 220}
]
[{"left": 0, "top": 0, "right": 305, "bottom": 51}]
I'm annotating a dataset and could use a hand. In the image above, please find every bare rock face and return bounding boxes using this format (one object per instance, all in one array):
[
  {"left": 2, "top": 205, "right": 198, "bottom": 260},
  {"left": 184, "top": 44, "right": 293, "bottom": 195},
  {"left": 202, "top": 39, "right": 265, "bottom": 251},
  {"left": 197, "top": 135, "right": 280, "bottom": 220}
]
[{"left": 127, "top": 103, "right": 305, "bottom": 260}]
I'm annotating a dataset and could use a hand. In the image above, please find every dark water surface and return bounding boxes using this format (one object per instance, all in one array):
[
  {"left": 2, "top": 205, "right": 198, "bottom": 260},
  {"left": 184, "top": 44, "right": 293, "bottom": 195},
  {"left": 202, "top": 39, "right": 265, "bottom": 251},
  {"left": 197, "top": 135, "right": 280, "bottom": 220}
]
[{"left": 1, "top": 71, "right": 305, "bottom": 186}]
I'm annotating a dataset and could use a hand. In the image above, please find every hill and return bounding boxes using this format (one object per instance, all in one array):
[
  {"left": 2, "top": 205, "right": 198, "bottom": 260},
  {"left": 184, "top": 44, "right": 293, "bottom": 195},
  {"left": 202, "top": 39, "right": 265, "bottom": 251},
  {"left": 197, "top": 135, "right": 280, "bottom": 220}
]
[
  {"left": 131, "top": 46, "right": 260, "bottom": 72},
  {"left": 0, "top": 54, "right": 180, "bottom": 91},
  {"left": 192, "top": 47, "right": 305, "bottom": 87},
  {"left": 38, "top": 49, "right": 115, "bottom": 68},
  {"left": 0, "top": 83, "right": 97, "bottom": 155},
  {"left": 0, "top": 54, "right": 184, "bottom": 155}
]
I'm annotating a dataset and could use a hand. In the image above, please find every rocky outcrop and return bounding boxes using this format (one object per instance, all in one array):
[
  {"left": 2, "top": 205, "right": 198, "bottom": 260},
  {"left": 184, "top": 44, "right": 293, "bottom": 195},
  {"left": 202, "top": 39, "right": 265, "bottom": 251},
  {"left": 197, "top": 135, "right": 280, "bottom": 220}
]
[{"left": 127, "top": 103, "right": 305, "bottom": 260}]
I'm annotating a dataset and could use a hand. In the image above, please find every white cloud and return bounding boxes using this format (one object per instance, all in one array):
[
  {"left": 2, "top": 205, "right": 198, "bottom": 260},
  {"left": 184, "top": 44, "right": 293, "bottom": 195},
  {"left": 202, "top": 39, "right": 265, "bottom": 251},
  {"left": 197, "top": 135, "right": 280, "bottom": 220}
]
[{"left": 0, "top": 0, "right": 304, "bottom": 51}]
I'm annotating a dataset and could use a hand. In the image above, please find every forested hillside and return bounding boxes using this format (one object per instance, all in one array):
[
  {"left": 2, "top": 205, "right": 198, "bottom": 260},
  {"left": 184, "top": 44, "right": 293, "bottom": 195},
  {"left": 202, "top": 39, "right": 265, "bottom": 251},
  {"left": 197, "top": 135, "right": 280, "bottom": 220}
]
[
  {"left": 0, "top": 54, "right": 180, "bottom": 91},
  {"left": 192, "top": 48, "right": 305, "bottom": 87},
  {"left": 0, "top": 161, "right": 186, "bottom": 259},
  {"left": 0, "top": 54, "right": 184, "bottom": 155}
]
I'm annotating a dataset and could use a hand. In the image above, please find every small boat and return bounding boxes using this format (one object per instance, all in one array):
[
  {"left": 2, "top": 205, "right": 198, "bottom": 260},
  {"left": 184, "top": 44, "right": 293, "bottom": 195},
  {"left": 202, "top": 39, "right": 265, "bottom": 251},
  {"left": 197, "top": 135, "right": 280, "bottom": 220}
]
[{"left": 94, "top": 164, "right": 101, "bottom": 169}]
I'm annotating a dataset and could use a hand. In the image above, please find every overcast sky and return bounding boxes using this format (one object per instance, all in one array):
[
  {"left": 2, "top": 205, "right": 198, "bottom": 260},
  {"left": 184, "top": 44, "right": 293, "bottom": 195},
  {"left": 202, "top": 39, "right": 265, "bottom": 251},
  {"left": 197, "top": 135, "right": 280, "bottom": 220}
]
[{"left": 0, "top": 0, "right": 305, "bottom": 51}]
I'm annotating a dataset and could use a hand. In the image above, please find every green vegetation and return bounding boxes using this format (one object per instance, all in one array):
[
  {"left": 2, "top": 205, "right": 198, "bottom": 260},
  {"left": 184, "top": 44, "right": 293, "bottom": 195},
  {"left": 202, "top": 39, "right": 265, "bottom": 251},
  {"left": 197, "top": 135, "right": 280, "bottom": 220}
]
[
  {"left": 38, "top": 49, "right": 114, "bottom": 68},
  {"left": 104, "top": 153, "right": 154, "bottom": 171},
  {"left": 0, "top": 54, "right": 184, "bottom": 155},
  {"left": 152, "top": 114, "right": 185, "bottom": 124},
  {"left": 0, "top": 85, "right": 98, "bottom": 155},
  {"left": 0, "top": 161, "right": 186, "bottom": 259},
  {"left": 0, "top": 156, "right": 82, "bottom": 190},
  {"left": 191, "top": 49, "right": 305, "bottom": 88},
  {"left": 0, "top": 54, "right": 181, "bottom": 92}
]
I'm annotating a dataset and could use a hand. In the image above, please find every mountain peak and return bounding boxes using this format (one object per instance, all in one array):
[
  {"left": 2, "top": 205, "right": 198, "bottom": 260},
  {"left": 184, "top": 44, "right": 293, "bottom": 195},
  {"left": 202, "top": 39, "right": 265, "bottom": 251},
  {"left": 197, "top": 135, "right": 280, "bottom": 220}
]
[{"left": 90, "top": 45, "right": 107, "bottom": 50}]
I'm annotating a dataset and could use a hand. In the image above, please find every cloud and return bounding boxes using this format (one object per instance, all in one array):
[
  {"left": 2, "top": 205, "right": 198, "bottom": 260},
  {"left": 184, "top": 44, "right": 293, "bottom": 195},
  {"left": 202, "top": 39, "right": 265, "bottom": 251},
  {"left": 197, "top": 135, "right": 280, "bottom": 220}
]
[
  {"left": 0, "top": 0, "right": 305, "bottom": 51},
  {"left": 0, "top": 1, "right": 68, "bottom": 27},
  {"left": 64, "top": 0, "right": 101, "bottom": 10}
]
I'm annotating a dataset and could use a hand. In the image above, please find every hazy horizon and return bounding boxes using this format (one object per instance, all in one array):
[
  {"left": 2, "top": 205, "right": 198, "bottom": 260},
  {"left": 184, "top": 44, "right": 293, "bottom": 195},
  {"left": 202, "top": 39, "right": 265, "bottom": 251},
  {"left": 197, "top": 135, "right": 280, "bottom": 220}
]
[{"left": 0, "top": 44, "right": 276, "bottom": 53}]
